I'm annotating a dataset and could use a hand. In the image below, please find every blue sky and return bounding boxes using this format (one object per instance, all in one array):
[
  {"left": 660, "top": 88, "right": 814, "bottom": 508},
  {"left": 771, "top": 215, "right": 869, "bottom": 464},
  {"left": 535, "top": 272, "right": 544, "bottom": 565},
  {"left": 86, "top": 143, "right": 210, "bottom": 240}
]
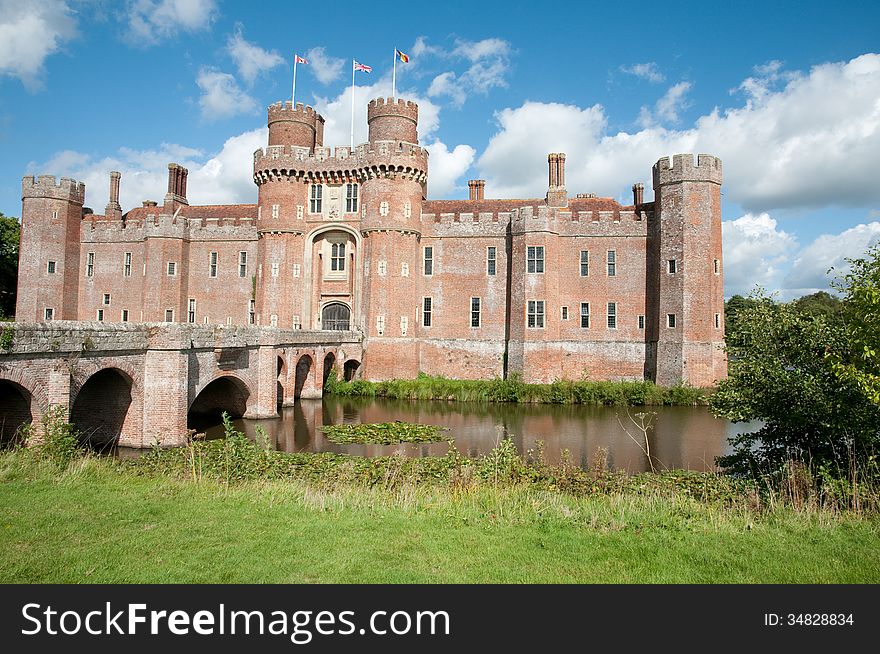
[{"left": 1, "top": 0, "right": 879, "bottom": 298}]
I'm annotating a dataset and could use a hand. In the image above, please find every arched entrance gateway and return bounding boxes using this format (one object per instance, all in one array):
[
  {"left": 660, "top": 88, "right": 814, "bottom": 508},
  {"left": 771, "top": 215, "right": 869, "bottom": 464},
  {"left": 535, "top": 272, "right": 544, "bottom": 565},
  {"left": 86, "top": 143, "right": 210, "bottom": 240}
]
[{"left": 321, "top": 303, "right": 350, "bottom": 330}]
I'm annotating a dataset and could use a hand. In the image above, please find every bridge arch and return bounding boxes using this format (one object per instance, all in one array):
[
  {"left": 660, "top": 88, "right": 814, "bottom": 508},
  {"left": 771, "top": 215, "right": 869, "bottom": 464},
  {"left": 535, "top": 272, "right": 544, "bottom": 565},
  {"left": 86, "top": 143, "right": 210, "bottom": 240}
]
[
  {"left": 294, "top": 354, "right": 313, "bottom": 399},
  {"left": 343, "top": 359, "right": 361, "bottom": 382},
  {"left": 322, "top": 351, "right": 336, "bottom": 390},
  {"left": 0, "top": 367, "right": 47, "bottom": 428},
  {"left": 188, "top": 373, "right": 253, "bottom": 430},
  {"left": 70, "top": 367, "right": 135, "bottom": 450},
  {"left": 277, "top": 354, "right": 287, "bottom": 407},
  {"left": 0, "top": 379, "right": 35, "bottom": 447}
]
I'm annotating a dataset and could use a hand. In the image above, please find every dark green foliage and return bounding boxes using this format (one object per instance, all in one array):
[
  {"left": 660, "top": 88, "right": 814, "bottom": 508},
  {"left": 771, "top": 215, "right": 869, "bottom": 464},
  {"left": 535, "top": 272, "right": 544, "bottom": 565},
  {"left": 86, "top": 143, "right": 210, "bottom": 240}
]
[
  {"left": 0, "top": 324, "right": 12, "bottom": 351},
  {"left": 319, "top": 422, "right": 446, "bottom": 445},
  {"left": 791, "top": 291, "right": 843, "bottom": 319},
  {"left": 326, "top": 372, "right": 706, "bottom": 406},
  {"left": 0, "top": 213, "right": 20, "bottom": 318}
]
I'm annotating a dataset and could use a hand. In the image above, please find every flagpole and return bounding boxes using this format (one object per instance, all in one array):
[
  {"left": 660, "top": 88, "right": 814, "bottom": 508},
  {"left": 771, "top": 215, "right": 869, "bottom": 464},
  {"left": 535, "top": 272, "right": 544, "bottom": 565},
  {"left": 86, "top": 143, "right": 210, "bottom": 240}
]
[
  {"left": 350, "top": 59, "right": 355, "bottom": 151},
  {"left": 292, "top": 55, "right": 298, "bottom": 105},
  {"left": 392, "top": 48, "right": 397, "bottom": 99}
]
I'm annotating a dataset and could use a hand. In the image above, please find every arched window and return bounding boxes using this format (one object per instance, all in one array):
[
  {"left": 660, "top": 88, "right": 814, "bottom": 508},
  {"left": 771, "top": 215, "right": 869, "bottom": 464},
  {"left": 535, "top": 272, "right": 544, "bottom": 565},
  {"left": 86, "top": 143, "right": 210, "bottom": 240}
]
[
  {"left": 331, "top": 242, "right": 346, "bottom": 271},
  {"left": 321, "top": 303, "right": 350, "bottom": 330}
]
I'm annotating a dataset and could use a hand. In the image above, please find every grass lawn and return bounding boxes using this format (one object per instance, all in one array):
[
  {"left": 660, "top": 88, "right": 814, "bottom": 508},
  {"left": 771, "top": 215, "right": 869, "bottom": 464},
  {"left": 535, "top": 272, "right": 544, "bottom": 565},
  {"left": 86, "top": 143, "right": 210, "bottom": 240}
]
[{"left": 1, "top": 453, "right": 877, "bottom": 583}]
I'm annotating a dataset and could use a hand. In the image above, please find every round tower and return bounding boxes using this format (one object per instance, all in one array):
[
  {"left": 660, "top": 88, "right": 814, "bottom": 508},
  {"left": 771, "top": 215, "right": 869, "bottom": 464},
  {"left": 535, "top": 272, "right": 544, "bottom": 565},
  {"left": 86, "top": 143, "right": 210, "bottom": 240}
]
[
  {"left": 367, "top": 97, "right": 419, "bottom": 144},
  {"left": 267, "top": 101, "right": 325, "bottom": 149}
]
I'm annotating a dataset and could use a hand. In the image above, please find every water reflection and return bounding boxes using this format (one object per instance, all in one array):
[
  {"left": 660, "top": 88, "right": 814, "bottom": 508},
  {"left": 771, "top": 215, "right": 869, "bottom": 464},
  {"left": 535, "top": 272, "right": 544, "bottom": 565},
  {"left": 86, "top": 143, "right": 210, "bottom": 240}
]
[{"left": 197, "top": 396, "right": 754, "bottom": 474}]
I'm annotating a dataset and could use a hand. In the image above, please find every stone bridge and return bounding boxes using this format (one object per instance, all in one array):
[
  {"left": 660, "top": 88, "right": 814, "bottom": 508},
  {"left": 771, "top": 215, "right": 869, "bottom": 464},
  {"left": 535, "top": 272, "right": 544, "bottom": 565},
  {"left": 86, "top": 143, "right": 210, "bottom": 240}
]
[{"left": 0, "top": 322, "right": 363, "bottom": 448}]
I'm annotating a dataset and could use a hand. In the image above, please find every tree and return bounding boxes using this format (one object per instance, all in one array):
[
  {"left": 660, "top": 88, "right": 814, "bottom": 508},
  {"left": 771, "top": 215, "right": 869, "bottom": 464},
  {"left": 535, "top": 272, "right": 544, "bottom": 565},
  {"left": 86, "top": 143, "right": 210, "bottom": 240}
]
[
  {"left": 790, "top": 291, "right": 842, "bottom": 319},
  {"left": 724, "top": 294, "right": 765, "bottom": 336},
  {"left": 710, "top": 292, "right": 880, "bottom": 476},
  {"left": 0, "top": 212, "right": 20, "bottom": 318}
]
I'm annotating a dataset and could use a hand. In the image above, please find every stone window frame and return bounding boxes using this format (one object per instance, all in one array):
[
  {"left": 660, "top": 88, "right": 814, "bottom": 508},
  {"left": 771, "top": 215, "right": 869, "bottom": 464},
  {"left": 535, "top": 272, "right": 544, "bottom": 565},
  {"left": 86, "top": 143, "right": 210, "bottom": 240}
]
[
  {"left": 103, "top": 293, "right": 111, "bottom": 305},
  {"left": 580, "top": 302, "right": 590, "bottom": 329},
  {"left": 210, "top": 251, "right": 218, "bottom": 278},
  {"left": 422, "top": 297, "right": 432, "bottom": 327},
  {"left": 561, "top": 306, "right": 569, "bottom": 321},
  {"left": 323, "top": 234, "right": 348, "bottom": 281},
  {"left": 248, "top": 299, "right": 255, "bottom": 325},
  {"left": 638, "top": 315, "right": 645, "bottom": 330},
  {"left": 86, "top": 252, "right": 95, "bottom": 277},
  {"left": 423, "top": 246, "right": 433, "bottom": 276},
  {"left": 714, "top": 259, "right": 720, "bottom": 275},
  {"left": 667, "top": 259, "right": 677, "bottom": 274},
  {"left": 580, "top": 250, "right": 589, "bottom": 277},
  {"left": 309, "top": 184, "right": 323, "bottom": 214},
  {"left": 164, "top": 309, "right": 174, "bottom": 322},
  {"left": 607, "top": 302, "right": 617, "bottom": 329},
  {"left": 607, "top": 250, "right": 617, "bottom": 277},
  {"left": 167, "top": 261, "right": 176, "bottom": 276},
  {"left": 121, "top": 309, "right": 129, "bottom": 322},
  {"left": 47, "top": 260, "right": 56, "bottom": 274},
  {"left": 527, "top": 246, "right": 544, "bottom": 274},
  {"left": 239, "top": 251, "right": 247, "bottom": 278},
  {"left": 123, "top": 252, "right": 132, "bottom": 277},
  {"left": 96, "top": 309, "right": 104, "bottom": 322},
  {"left": 527, "top": 300, "right": 545, "bottom": 329},
  {"left": 487, "top": 246, "right": 497, "bottom": 276},
  {"left": 667, "top": 313, "right": 677, "bottom": 328},
  {"left": 188, "top": 298, "right": 196, "bottom": 323},
  {"left": 272, "top": 203, "right": 280, "bottom": 219},
  {"left": 44, "top": 308, "right": 54, "bottom": 321},
  {"left": 471, "top": 297, "right": 481, "bottom": 328},
  {"left": 345, "top": 183, "right": 359, "bottom": 213},
  {"left": 715, "top": 313, "right": 721, "bottom": 329}
]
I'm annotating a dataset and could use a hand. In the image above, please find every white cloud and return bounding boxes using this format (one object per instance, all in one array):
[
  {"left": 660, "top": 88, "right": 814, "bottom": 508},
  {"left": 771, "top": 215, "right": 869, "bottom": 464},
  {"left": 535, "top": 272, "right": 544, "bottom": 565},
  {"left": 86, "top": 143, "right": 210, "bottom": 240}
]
[
  {"left": 304, "top": 47, "right": 344, "bottom": 85},
  {"left": 30, "top": 128, "right": 266, "bottom": 210},
  {"left": 424, "top": 142, "right": 476, "bottom": 198},
  {"left": 621, "top": 62, "right": 665, "bottom": 84},
  {"left": 196, "top": 68, "right": 258, "bottom": 121},
  {"left": 637, "top": 81, "right": 693, "bottom": 128},
  {"left": 476, "top": 54, "right": 880, "bottom": 213},
  {"left": 451, "top": 37, "right": 510, "bottom": 62},
  {"left": 721, "top": 213, "right": 798, "bottom": 297},
  {"left": 227, "top": 25, "right": 284, "bottom": 85},
  {"left": 0, "top": 0, "right": 77, "bottom": 90},
  {"left": 126, "top": 0, "right": 217, "bottom": 44},
  {"left": 785, "top": 221, "right": 880, "bottom": 294},
  {"left": 425, "top": 37, "right": 512, "bottom": 108}
]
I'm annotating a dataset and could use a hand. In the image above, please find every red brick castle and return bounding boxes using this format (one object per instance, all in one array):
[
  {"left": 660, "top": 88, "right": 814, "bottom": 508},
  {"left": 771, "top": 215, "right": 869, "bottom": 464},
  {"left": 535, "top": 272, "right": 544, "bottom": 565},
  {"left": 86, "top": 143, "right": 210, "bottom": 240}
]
[{"left": 16, "top": 97, "right": 726, "bottom": 386}]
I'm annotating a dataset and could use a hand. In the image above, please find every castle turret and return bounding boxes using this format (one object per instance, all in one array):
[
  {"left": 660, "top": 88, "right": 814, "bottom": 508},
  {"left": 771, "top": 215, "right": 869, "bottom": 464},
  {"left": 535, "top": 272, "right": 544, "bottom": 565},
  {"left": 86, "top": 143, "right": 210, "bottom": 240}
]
[
  {"left": 16, "top": 175, "right": 86, "bottom": 321},
  {"left": 268, "top": 101, "right": 325, "bottom": 150},
  {"left": 367, "top": 97, "right": 419, "bottom": 144},
  {"left": 650, "top": 153, "right": 726, "bottom": 386}
]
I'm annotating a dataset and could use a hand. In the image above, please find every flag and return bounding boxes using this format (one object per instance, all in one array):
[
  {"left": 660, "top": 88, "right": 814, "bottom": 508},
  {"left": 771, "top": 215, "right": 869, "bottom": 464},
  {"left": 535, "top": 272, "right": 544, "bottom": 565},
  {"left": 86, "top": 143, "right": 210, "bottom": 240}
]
[
  {"left": 354, "top": 61, "right": 372, "bottom": 73},
  {"left": 395, "top": 49, "right": 410, "bottom": 63},
  {"left": 295, "top": 55, "right": 308, "bottom": 64}
]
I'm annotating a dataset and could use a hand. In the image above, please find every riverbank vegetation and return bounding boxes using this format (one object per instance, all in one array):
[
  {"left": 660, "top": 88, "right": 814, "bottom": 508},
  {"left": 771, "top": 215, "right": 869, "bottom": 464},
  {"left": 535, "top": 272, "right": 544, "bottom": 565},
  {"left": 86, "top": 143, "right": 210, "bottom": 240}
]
[
  {"left": 319, "top": 422, "right": 447, "bottom": 445},
  {"left": 1, "top": 413, "right": 877, "bottom": 583},
  {"left": 326, "top": 373, "right": 707, "bottom": 406}
]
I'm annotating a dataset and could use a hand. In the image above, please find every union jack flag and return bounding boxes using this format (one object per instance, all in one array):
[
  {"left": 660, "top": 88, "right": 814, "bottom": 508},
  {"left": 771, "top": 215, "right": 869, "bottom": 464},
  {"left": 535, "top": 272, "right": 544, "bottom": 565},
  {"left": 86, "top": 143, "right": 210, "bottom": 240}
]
[{"left": 353, "top": 61, "right": 372, "bottom": 73}]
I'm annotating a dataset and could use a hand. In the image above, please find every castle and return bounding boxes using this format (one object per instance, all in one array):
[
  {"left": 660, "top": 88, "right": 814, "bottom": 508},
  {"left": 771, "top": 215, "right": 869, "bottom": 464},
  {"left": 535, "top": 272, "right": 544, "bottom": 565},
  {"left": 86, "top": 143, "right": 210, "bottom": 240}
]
[{"left": 15, "top": 97, "right": 726, "bottom": 387}]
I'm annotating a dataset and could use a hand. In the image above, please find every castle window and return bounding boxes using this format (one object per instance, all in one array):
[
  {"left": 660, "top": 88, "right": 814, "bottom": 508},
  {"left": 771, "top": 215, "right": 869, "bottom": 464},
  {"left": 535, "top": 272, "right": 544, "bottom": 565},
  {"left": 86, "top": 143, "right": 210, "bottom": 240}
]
[
  {"left": 309, "top": 185, "right": 323, "bottom": 213},
  {"left": 487, "top": 247, "right": 497, "bottom": 276},
  {"left": 527, "top": 246, "right": 544, "bottom": 274},
  {"left": 379, "top": 201, "right": 389, "bottom": 216},
  {"left": 272, "top": 204, "right": 279, "bottom": 219},
  {"left": 239, "top": 252, "right": 247, "bottom": 277},
  {"left": 561, "top": 306, "right": 569, "bottom": 321},
  {"left": 96, "top": 309, "right": 104, "bottom": 321},
  {"left": 210, "top": 252, "right": 218, "bottom": 278},
  {"left": 188, "top": 298, "right": 196, "bottom": 323},
  {"left": 103, "top": 293, "right": 110, "bottom": 305},
  {"left": 121, "top": 310, "right": 129, "bottom": 322},
  {"left": 715, "top": 313, "right": 721, "bottom": 329},
  {"left": 271, "top": 262, "right": 279, "bottom": 278},
  {"left": 638, "top": 315, "right": 645, "bottom": 330},
  {"left": 248, "top": 299, "right": 255, "bottom": 325},
  {"left": 401, "top": 262, "right": 409, "bottom": 277},
  {"left": 580, "top": 302, "right": 590, "bottom": 328},
  {"left": 400, "top": 315, "right": 408, "bottom": 336},
  {"left": 607, "top": 250, "right": 616, "bottom": 277},
  {"left": 714, "top": 259, "right": 720, "bottom": 275},
  {"left": 52, "top": 210, "right": 58, "bottom": 220},
  {"left": 667, "top": 259, "right": 677, "bottom": 274},
  {"left": 580, "top": 250, "right": 589, "bottom": 277},
  {"left": 607, "top": 302, "right": 617, "bottom": 329},
  {"left": 471, "top": 297, "right": 481, "bottom": 327},
  {"left": 667, "top": 313, "right": 676, "bottom": 328},
  {"left": 423, "top": 297, "right": 432, "bottom": 327},
  {"left": 167, "top": 262, "right": 176, "bottom": 276},
  {"left": 164, "top": 309, "right": 174, "bottom": 322},
  {"left": 345, "top": 184, "right": 358, "bottom": 212},
  {"left": 527, "top": 300, "right": 545, "bottom": 328},
  {"left": 124, "top": 252, "right": 132, "bottom": 277},
  {"left": 331, "top": 243, "right": 346, "bottom": 272},
  {"left": 423, "top": 247, "right": 433, "bottom": 276},
  {"left": 376, "top": 315, "right": 385, "bottom": 335},
  {"left": 86, "top": 252, "right": 94, "bottom": 277},
  {"left": 44, "top": 308, "right": 54, "bottom": 321},
  {"left": 47, "top": 261, "right": 56, "bottom": 274}
]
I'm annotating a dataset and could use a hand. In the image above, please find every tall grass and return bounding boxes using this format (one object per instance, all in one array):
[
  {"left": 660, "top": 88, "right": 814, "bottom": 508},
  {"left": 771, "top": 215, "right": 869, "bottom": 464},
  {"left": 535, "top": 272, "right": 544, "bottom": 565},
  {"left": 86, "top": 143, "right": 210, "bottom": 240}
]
[{"left": 326, "top": 371, "right": 706, "bottom": 406}]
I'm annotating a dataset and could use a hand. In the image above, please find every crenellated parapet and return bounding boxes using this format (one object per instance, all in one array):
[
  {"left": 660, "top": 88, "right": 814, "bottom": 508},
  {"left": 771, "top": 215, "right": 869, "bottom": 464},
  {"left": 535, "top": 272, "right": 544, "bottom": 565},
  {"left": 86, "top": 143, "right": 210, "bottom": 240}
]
[
  {"left": 81, "top": 213, "right": 258, "bottom": 243},
  {"left": 653, "top": 154, "right": 722, "bottom": 187},
  {"left": 253, "top": 140, "right": 428, "bottom": 186},
  {"left": 22, "top": 175, "right": 85, "bottom": 204},
  {"left": 368, "top": 97, "right": 419, "bottom": 144},
  {"left": 267, "top": 101, "right": 325, "bottom": 149}
]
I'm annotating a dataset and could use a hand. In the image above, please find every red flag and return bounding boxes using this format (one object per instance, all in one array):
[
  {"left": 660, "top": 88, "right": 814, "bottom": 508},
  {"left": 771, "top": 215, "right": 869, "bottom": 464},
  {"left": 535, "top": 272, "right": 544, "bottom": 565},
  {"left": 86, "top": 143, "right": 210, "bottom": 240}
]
[{"left": 295, "top": 55, "right": 308, "bottom": 64}]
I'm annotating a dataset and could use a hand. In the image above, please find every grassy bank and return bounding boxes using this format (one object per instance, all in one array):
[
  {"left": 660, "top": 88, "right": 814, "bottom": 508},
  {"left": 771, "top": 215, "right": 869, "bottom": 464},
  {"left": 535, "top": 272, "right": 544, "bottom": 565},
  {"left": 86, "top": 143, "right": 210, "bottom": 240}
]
[
  {"left": 327, "top": 372, "right": 707, "bottom": 406},
  {"left": 1, "top": 433, "right": 877, "bottom": 583}
]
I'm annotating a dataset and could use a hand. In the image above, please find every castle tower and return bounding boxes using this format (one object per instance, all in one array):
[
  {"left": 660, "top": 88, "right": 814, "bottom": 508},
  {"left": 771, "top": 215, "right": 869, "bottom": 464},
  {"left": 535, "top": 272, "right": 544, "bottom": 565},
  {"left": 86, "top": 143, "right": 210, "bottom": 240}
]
[
  {"left": 16, "top": 176, "right": 86, "bottom": 321},
  {"left": 650, "top": 154, "right": 726, "bottom": 386},
  {"left": 252, "top": 103, "right": 327, "bottom": 328},
  {"left": 359, "top": 98, "right": 428, "bottom": 378}
]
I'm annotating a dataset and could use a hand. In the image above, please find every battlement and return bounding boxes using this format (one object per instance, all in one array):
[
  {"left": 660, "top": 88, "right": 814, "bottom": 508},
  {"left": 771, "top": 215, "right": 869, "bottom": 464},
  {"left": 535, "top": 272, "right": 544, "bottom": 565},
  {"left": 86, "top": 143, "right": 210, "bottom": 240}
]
[
  {"left": 22, "top": 175, "right": 86, "bottom": 204},
  {"left": 253, "top": 139, "right": 428, "bottom": 182},
  {"left": 367, "top": 97, "right": 419, "bottom": 144},
  {"left": 368, "top": 97, "right": 419, "bottom": 115},
  {"left": 653, "top": 153, "right": 722, "bottom": 186},
  {"left": 268, "top": 101, "right": 325, "bottom": 123}
]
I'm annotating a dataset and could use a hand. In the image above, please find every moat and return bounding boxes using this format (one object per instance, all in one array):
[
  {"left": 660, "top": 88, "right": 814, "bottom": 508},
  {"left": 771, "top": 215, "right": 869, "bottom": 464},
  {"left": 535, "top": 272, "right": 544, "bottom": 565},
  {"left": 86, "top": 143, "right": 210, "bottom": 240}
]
[{"left": 185, "top": 396, "right": 753, "bottom": 474}]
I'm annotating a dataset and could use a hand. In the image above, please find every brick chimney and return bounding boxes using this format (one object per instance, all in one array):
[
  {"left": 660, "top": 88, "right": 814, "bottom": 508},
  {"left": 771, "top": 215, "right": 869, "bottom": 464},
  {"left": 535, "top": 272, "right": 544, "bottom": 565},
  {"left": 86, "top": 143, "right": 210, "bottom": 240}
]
[
  {"left": 468, "top": 180, "right": 477, "bottom": 201},
  {"left": 546, "top": 153, "right": 567, "bottom": 207},
  {"left": 163, "top": 163, "right": 189, "bottom": 209},
  {"left": 468, "top": 179, "right": 485, "bottom": 201},
  {"left": 104, "top": 171, "right": 122, "bottom": 220},
  {"left": 632, "top": 183, "right": 644, "bottom": 206},
  {"left": 477, "top": 180, "right": 485, "bottom": 200}
]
